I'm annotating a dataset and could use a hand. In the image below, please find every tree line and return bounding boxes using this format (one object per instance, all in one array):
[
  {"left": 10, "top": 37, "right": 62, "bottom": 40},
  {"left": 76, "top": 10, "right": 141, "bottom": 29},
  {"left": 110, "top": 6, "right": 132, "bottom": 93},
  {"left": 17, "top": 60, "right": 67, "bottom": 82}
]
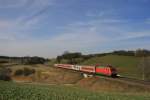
[
  {"left": 0, "top": 56, "right": 48, "bottom": 65},
  {"left": 56, "top": 49, "right": 150, "bottom": 81},
  {"left": 56, "top": 49, "right": 150, "bottom": 64}
]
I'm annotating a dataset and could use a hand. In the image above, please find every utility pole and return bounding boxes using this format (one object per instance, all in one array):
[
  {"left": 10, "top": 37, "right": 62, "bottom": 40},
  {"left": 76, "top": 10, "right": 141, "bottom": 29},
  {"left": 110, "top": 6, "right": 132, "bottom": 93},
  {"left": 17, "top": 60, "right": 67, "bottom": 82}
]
[
  {"left": 142, "top": 57, "right": 145, "bottom": 80},
  {"left": 142, "top": 50, "right": 147, "bottom": 80}
]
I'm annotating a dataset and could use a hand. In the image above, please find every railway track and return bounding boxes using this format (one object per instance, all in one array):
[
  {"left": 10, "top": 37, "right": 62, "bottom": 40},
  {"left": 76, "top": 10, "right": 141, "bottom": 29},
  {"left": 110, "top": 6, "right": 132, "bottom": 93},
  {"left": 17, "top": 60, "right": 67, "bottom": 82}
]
[
  {"left": 94, "top": 74, "right": 150, "bottom": 87},
  {"left": 54, "top": 66, "right": 150, "bottom": 87},
  {"left": 118, "top": 76, "right": 150, "bottom": 86}
]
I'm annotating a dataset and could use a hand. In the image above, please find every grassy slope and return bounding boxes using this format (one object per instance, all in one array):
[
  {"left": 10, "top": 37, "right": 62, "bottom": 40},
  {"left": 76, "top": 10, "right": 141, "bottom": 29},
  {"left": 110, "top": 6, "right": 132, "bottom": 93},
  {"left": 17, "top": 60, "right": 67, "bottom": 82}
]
[
  {"left": 8, "top": 64, "right": 83, "bottom": 84},
  {"left": 1, "top": 55, "right": 143, "bottom": 79},
  {"left": 81, "top": 55, "right": 141, "bottom": 79},
  {"left": 0, "top": 81, "right": 150, "bottom": 100}
]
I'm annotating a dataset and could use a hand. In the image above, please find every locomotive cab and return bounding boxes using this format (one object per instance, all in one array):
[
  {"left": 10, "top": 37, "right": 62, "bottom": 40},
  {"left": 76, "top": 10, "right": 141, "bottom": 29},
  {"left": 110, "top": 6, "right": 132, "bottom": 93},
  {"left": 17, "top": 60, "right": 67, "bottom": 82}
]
[{"left": 107, "top": 65, "right": 118, "bottom": 77}]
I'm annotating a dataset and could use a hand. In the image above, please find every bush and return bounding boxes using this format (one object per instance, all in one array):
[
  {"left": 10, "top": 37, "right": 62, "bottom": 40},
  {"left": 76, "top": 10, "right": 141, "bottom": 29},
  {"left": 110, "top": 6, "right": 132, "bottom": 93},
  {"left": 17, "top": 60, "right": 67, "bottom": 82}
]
[
  {"left": 0, "top": 75, "right": 11, "bottom": 81},
  {"left": 0, "top": 60, "right": 9, "bottom": 63},
  {"left": 0, "top": 68, "right": 12, "bottom": 81},
  {"left": 24, "top": 68, "right": 35, "bottom": 76},
  {"left": 14, "top": 69, "right": 24, "bottom": 76},
  {"left": 14, "top": 68, "right": 35, "bottom": 76}
]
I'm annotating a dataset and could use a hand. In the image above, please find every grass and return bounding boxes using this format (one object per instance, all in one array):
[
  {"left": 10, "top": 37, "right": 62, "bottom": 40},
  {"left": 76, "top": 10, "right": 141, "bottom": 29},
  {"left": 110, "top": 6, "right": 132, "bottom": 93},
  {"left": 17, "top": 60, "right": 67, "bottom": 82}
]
[
  {"left": 81, "top": 55, "right": 141, "bottom": 79},
  {"left": 0, "top": 55, "right": 142, "bottom": 79},
  {"left": 0, "top": 81, "right": 150, "bottom": 100},
  {"left": 9, "top": 64, "right": 83, "bottom": 84}
]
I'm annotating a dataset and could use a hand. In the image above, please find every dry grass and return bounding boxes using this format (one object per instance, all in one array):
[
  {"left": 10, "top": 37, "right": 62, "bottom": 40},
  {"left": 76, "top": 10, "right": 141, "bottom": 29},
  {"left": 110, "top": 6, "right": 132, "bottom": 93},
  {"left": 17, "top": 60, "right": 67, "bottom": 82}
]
[
  {"left": 76, "top": 77, "right": 150, "bottom": 93},
  {"left": 9, "top": 64, "right": 83, "bottom": 84},
  {"left": 5, "top": 64, "right": 150, "bottom": 93}
]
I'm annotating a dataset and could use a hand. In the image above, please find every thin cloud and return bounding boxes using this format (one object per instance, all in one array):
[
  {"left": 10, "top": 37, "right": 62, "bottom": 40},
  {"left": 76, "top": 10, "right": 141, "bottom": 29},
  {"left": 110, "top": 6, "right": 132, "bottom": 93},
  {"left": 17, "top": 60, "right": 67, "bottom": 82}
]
[
  {"left": 23, "top": 6, "right": 50, "bottom": 22},
  {"left": 0, "top": 0, "right": 149, "bottom": 57},
  {"left": 145, "top": 18, "right": 150, "bottom": 24},
  {"left": 0, "top": 31, "right": 106, "bottom": 57},
  {"left": 18, "top": 0, "right": 55, "bottom": 25},
  {"left": 86, "top": 11, "right": 105, "bottom": 17},
  {"left": 0, "top": 20, "right": 13, "bottom": 29},
  {"left": 0, "top": 0, "right": 54, "bottom": 40},
  {"left": 0, "top": 0, "right": 27, "bottom": 8}
]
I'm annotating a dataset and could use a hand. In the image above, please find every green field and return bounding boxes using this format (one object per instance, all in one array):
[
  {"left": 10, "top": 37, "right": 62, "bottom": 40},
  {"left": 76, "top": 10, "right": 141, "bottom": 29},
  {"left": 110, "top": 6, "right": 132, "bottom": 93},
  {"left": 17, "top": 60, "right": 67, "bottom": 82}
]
[
  {"left": 0, "top": 55, "right": 144, "bottom": 79},
  {"left": 0, "top": 81, "right": 150, "bottom": 100},
  {"left": 81, "top": 55, "right": 141, "bottom": 79},
  {"left": 0, "top": 55, "right": 149, "bottom": 100}
]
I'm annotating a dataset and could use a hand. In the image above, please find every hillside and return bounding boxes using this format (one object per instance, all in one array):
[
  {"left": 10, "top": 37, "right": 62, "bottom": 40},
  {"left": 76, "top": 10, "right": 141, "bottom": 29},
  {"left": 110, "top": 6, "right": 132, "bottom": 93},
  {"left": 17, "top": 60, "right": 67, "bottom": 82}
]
[
  {"left": 81, "top": 55, "right": 141, "bottom": 79},
  {"left": 0, "top": 55, "right": 146, "bottom": 80},
  {"left": 7, "top": 64, "right": 82, "bottom": 84},
  {"left": 0, "top": 61, "right": 150, "bottom": 100},
  {"left": 43, "top": 54, "right": 146, "bottom": 79},
  {"left": 0, "top": 54, "right": 150, "bottom": 95},
  {"left": 3, "top": 64, "right": 149, "bottom": 93}
]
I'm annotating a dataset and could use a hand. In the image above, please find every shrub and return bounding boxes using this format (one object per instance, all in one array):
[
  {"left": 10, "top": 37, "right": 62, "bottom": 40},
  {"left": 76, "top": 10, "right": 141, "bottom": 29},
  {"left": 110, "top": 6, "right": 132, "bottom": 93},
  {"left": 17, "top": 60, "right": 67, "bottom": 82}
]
[
  {"left": 0, "top": 60, "right": 9, "bottom": 63},
  {"left": 0, "top": 74, "right": 11, "bottom": 81},
  {"left": 14, "top": 68, "right": 35, "bottom": 76},
  {"left": 23, "top": 67, "right": 35, "bottom": 76},
  {"left": 0, "top": 68, "right": 12, "bottom": 81},
  {"left": 14, "top": 69, "right": 24, "bottom": 76}
]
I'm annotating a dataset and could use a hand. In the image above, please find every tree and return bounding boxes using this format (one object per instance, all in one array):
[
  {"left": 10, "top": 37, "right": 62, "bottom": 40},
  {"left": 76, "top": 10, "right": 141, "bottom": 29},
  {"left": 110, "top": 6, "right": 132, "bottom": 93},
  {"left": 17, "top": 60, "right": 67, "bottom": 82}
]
[
  {"left": 57, "top": 52, "right": 82, "bottom": 64},
  {"left": 112, "top": 50, "right": 135, "bottom": 56},
  {"left": 56, "top": 56, "right": 62, "bottom": 63},
  {"left": 135, "top": 49, "right": 149, "bottom": 57},
  {"left": 62, "top": 52, "right": 82, "bottom": 64}
]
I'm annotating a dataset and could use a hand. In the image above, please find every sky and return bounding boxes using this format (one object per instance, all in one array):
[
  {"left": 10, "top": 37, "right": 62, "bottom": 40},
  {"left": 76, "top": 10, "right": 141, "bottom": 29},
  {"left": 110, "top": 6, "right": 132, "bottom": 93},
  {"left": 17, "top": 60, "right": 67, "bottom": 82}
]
[{"left": 0, "top": 0, "right": 150, "bottom": 58}]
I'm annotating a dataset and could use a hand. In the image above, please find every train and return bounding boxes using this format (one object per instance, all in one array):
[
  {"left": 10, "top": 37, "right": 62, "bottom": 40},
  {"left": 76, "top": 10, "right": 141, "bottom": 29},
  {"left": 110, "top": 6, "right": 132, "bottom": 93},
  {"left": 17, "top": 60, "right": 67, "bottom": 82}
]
[{"left": 54, "top": 64, "right": 118, "bottom": 77}]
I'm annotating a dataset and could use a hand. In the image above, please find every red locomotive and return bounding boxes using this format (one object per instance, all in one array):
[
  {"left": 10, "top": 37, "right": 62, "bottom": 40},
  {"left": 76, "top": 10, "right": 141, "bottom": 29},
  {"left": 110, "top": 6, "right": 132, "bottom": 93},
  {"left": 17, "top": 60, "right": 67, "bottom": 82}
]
[{"left": 54, "top": 64, "right": 118, "bottom": 77}]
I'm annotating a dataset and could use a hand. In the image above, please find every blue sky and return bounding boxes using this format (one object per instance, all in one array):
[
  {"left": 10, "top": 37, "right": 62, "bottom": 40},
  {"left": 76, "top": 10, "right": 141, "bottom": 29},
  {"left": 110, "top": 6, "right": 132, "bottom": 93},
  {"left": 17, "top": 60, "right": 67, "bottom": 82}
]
[{"left": 0, "top": 0, "right": 150, "bottom": 57}]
